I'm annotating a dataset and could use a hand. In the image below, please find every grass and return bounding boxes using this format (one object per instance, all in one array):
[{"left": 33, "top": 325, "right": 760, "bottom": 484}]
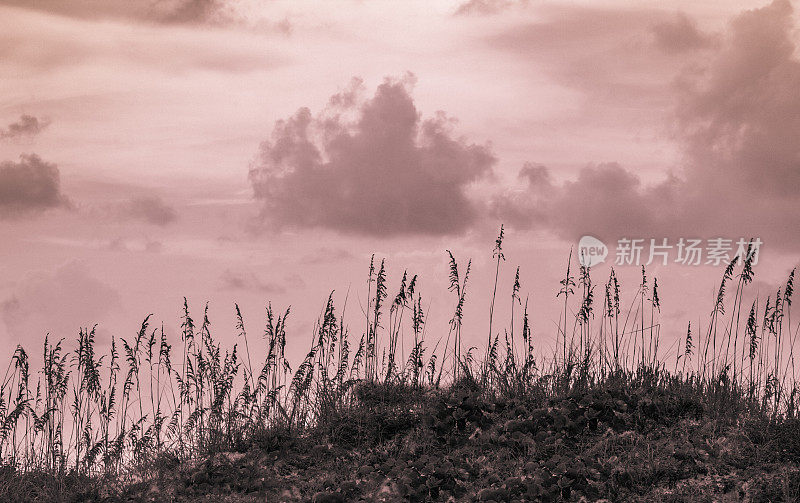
[{"left": 0, "top": 229, "right": 797, "bottom": 502}]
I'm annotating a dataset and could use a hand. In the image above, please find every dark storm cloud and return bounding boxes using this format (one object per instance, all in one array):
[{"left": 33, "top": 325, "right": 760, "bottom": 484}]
[
  {"left": 0, "top": 115, "right": 50, "bottom": 139},
  {"left": 249, "top": 76, "right": 496, "bottom": 236},
  {"left": 0, "top": 154, "right": 67, "bottom": 217}
]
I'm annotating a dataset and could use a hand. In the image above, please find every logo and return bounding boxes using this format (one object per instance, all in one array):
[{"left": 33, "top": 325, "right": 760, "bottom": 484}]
[
  {"left": 576, "top": 236, "right": 761, "bottom": 267},
  {"left": 578, "top": 236, "right": 608, "bottom": 267}
]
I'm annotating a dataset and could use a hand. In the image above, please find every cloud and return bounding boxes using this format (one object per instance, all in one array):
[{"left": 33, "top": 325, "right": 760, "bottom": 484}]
[
  {"left": 494, "top": 1, "right": 800, "bottom": 249},
  {"left": 492, "top": 162, "right": 679, "bottom": 241},
  {"left": 160, "top": 0, "right": 234, "bottom": 25},
  {"left": 249, "top": 75, "right": 496, "bottom": 236},
  {"left": 652, "top": 12, "right": 714, "bottom": 54},
  {"left": 105, "top": 237, "right": 165, "bottom": 253},
  {"left": 668, "top": 0, "right": 800, "bottom": 246},
  {"left": 0, "top": 0, "right": 238, "bottom": 26},
  {"left": 301, "top": 247, "right": 355, "bottom": 265},
  {"left": 0, "top": 114, "right": 50, "bottom": 139},
  {"left": 0, "top": 7, "right": 283, "bottom": 76},
  {"left": 0, "top": 154, "right": 68, "bottom": 217},
  {"left": 144, "top": 240, "right": 164, "bottom": 253},
  {"left": 455, "top": 0, "right": 519, "bottom": 16},
  {"left": 2, "top": 261, "right": 121, "bottom": 339},
  {"left": 219, "top": 269, "right": 303, "bottom": 294},
  {"left": 676, "top": 0, "right": 799, "bottom": 197},
  {"left": 123, "top": 195, "right": 178, "bottom": 226},
  {"left": 488, "top": 5, "right": 715, "bottom": 115}
]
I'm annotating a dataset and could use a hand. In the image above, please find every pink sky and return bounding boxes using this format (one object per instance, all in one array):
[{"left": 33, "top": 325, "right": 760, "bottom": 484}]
[{"left": 0, "top": 0, "right": 798, "bottom": 366}]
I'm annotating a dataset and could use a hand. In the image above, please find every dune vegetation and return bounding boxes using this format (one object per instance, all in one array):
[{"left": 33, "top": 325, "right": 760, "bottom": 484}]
[{"left": 0, "top": 228, "right": 798, "bottom": 502}]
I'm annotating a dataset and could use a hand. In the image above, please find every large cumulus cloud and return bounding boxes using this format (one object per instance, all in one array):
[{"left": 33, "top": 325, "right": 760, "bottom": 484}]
[{"left": 249, "top": 76, "right": 496, "bottom": 236}]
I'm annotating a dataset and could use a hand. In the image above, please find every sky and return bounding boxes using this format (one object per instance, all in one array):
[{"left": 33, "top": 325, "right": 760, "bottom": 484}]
[{"left": 0, "top": 0, "right": 798, "bottom": 366}]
